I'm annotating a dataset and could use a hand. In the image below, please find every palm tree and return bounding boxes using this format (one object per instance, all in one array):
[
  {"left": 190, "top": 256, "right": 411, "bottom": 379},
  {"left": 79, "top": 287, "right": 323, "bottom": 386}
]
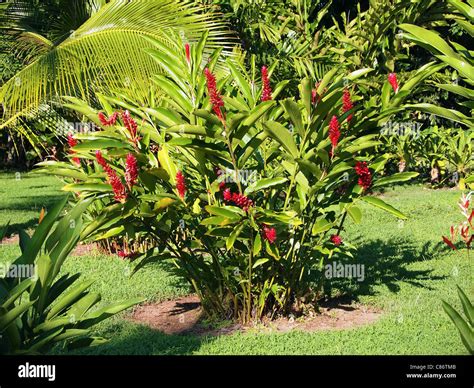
[{"left": 0, "top": 0, "right": 234, "bottom": 129}]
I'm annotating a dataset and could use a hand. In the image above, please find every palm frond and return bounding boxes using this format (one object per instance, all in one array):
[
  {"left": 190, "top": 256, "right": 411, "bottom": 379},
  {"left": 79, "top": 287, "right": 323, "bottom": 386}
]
[{"left": 0, "top": 0, "right": 236, "bottom": 129}]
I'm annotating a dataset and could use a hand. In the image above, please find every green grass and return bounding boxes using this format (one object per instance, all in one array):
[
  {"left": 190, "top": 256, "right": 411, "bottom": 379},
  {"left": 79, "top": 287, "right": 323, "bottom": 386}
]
[
  {"left": 0, "top": 173, "right": 472, "bottom": 355},
  {"left": 0, "top": 171, "right": 65, "bottom": 235}
]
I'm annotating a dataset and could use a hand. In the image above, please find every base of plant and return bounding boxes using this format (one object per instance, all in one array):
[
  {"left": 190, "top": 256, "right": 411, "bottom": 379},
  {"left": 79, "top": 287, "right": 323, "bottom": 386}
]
[{"left": 127, "top": 294, "right": 381, "bottom": 336}]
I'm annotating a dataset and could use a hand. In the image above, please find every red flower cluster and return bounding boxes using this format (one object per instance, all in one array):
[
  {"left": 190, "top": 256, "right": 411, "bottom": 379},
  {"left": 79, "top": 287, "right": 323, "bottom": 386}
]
[
  {"left": 204, "top": 68, "right": 225, "bottom": 121},
  {"left": 125, "top": 153, "right": 138, "bottom": 190},
  {"left": 261, "top": 66, "right": 272, "bottom": 101},
  {"left": 329, "top": 115, "right": 341, "bottom": 155},
  {"left": 95, "top": 150, "right": 127, "bottom": 203},
  {"left": 117, "top": 250, "right": 138, "bottom": 259},
  {"left": 185, "top": 43, "right": 191, "bottom": 64},
  {"left": 330, "top": 234, "right": 343, "bottom": 246},
  {"left": 223, "top": 188, "right": 253, "bottom": 211},
  {"left": 355, "top": 161, "right": 372, "bottom": 190},
  {"left": 98, "top": 112, "right": 118, "bottom": 126},
  {"left": 342, "top": 88, "right": 353, "bottom": 122},
  {"left": 121, "top": 110, "right": 139, "bottom": 145},
  {"left": 67, "top": 133, "right": 80, "bottom": 165},
  {"left": 262, "top": 225, "right": 277, "bottom": 244},
  {"left": 388, "top": 73, "right": 399, "bottom": 93},
  {"left": 176, "top": 171, "right": 187, "bottom": 199}
]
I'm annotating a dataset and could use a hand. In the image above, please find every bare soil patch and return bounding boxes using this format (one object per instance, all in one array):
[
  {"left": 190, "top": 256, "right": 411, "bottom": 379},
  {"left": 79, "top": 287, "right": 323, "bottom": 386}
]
[{"left": 128, "top": 295, "right": 381, "bottom": 336}]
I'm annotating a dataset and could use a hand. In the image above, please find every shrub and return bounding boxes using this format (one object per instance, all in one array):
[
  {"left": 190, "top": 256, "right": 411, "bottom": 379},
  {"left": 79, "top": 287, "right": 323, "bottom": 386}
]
[{"left": 38, "top": 34, "right": 420, "bottom": 323}]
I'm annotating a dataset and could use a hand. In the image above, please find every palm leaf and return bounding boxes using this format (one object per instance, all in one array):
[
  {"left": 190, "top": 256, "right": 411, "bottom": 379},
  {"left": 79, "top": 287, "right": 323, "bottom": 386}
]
[{"left": 0, "top": 0, "right": 236, "bottom": 129}]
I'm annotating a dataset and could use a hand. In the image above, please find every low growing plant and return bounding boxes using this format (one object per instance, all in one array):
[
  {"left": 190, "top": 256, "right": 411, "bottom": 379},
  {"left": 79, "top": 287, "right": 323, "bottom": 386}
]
[{"left": 0, "top": 197, "right": 143, "bottom": 354}]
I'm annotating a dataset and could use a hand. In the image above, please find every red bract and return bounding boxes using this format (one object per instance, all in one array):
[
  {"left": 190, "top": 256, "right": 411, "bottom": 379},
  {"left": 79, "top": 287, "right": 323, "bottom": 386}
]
[
  {"left": 342, "top": 88, "right": 354, "bottom": 122},
  {"left": 98, "top": 111, "right": 118, "bottom": 126},
  {"left": 176, "top": 171, "right": 187, "bottom": 199},
  {"left": 223, "top": 188, "right": 232, "bottom": 201},
  {"left": 121, "top": 110, "right": 139, "bottom": 144},
  {"left": 223, "top": 188, "right": 253, "bottom": 211},
  {"left": 388, "top": 73, "right": 399, "bottom": 93},
  {"left": 442, "top": 236, "right": 457, "bottom": 250},
  {"left": 117, "top": 250, "right": 137, "bottom": 259},
  {"left": 185, "top": 43, "right": 191, "bottom": 64},
  {"left": 204, "top": 68, "right": 225, "bottom": 121},
  {"left": 330, "top": 234, "right": 343, "bottom": 246},
  {"left": 67, "top": 133, "right": 80, "bottom": 165},
  {"left": 329, "top": 115, "right": 341, "bottom": 154},
  {"left": 261, "top": 66, "right": 272, "bottom": 101},
  {"left": 262, "top": 225, "right": 277, "bottom": 244},
  {"left": 125, "top": 153, "right": 138, "bottom": 189},
  {"left": 95, "top": 150, "right": 127, "bottom": 203},
  {"left": 355, "top": 161, "right": 372, "bottom": 190}
]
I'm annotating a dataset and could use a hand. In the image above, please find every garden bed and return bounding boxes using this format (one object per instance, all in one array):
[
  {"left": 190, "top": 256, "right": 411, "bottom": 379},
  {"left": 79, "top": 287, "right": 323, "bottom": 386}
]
[{"left": 128, "top": 295, "right": 381, "bottom": 336}]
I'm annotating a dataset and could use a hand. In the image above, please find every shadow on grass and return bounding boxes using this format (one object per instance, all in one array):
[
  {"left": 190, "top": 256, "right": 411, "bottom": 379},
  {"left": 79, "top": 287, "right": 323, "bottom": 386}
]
[
  {"left": 62, "top": 322, "right": 212, "bottom": 356},
  {"left": 0, "top": 194, "right": 65, "bottom": 236},
  {"left": 326, "top": 237, "right": 448, "bottom": 299}
]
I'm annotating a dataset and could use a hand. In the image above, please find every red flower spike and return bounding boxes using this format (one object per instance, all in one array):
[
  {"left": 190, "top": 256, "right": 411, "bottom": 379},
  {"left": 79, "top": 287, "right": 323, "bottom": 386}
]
[
  {"left": 354, "top": 161, "right": 372, "bottom": 190},
  {"left": 176, "top": 171, "right": 187, "bottom": 199},
  {"left": 95, "top": 150, "right": 127, "bottom": 203},
  {"left": 388, "top": 73, "right": 399, "bottom": 93},
  {"left": 67, "top": 133, "right": 77, "bottom": 148},
  {"left": 121, "top": 110, "right": 139, "bottom": 144},
  {"left": 125, "top": 153, "right": 138, "bottom": 190},
  {"left": 329, "top": 115, "right": 341, "bottom": 156},
  {"left": 185, "top": 43, "right": 191, "bottom": 65},
  {"left": 98, "top": 111, "right": 118, "bottom": 126},
  {"left": 262, "top": 225, "right": 277, "bottom": 244},
  {"left": 342, "top": 88, "right": 354, "bottom": 122},
  {"left": 331, "top": 234, "right": 343, "bottom": 246},
  {"left": 67, "top": 133, "right": 80, "bottom": 166},
  {"left": 223, "top": 188, "right": 232, "bottom": 202},
  {"left": 261, "top": 66, "right": 272, "bottom": 101},
  {"left": 223, "top": 189, "right": 253, "bottom": 211},
  {"left": 204, "top": 68, "right": 225, "bottom": 121}
]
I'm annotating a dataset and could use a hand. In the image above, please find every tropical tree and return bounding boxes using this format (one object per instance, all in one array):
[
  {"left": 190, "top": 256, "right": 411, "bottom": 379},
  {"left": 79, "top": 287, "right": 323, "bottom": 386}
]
[{"left": 0, "top": 0, "right": 234, "bottom": 130}]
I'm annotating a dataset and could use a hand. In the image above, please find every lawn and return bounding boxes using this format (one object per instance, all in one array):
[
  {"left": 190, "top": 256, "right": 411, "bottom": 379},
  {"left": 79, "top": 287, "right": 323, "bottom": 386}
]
[{"left": 0, "top": 172, "right": 471, "bottom": 355}]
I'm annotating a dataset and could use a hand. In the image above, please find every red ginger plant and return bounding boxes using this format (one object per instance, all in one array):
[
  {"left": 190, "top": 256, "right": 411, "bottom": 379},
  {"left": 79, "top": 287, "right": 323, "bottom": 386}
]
[{"left": 38, "top": 38, "right": 419, "bottom": 324}]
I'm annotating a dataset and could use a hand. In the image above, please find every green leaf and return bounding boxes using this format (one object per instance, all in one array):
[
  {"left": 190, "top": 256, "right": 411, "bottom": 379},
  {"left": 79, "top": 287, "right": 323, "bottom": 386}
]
[
  {"left": 158, "top": 144, "right": 177, "bottom": 185},
  {"left": 205, "top": 205, "right": 245, "bottom": 218},
  {"left": 281, "top": 99, "right": 304, "bottom": 136},
  {"left": 442, "top": 300, "right": 474, "bottom": 354},
  {"left": 226, "top": 59, "right": 253, "bottom": 104},
  {"left": 457, "top": 286, "right": 474, "bottom": 327},
  {"left": 253, "top": 233, "right": 262, "bottom": 256},
  {"left": 372, "top": 172, "right": 419, "bottom": 188},
  {"left": 312, "top": 218, "right": 332, "bottom": 235},
  {"left": 252, "top": 258, "right": 269, "bottom": 269},
  {"left": 245, "top": 177, "right": 288, "bottom": 194},
  {"left": 263, "top": 121, "right": 299, "bottom": 157},
  {"left": 360, "top": 196, "right": 408, "bottom": 220},
  {"left": 347, "top": 206, "right": 362, "bottom": 224},
  {"left": 241, "top": 100, "right": 276, "bottom": 128},
  {"left": 227, "top": 223, "right": 244, "bottom": 250}
]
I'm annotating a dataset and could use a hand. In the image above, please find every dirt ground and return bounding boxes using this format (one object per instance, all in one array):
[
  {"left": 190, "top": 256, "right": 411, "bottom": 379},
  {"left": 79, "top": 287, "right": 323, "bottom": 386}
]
[{"left": 128, "top": 295, "right": 381, "bottom": 336}]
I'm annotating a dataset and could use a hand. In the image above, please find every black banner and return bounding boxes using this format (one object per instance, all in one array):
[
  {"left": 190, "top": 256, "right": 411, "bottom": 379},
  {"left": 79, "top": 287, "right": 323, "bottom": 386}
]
[{"left": 0, "top": 355, "right": 471, "bottom": 387}]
